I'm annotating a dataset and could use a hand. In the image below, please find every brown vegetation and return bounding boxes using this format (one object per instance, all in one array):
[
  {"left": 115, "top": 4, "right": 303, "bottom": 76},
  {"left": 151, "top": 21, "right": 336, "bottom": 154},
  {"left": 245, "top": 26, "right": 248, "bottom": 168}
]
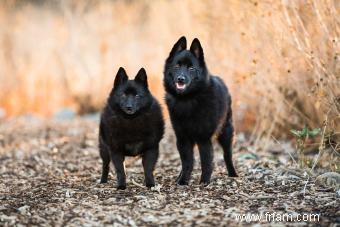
[
  {"left": 0, "top": 1, "right": 338, "bottom": 138},
  {"left": 0, "top": 0, "right": 339, "bottom": 173}
]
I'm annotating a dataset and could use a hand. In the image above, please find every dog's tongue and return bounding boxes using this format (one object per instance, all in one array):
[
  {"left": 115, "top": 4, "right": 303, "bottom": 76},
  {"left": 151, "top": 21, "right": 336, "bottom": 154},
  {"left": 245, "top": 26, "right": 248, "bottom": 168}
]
[{"left": 176, "top": 83, "right": 186, "bottom": 90}]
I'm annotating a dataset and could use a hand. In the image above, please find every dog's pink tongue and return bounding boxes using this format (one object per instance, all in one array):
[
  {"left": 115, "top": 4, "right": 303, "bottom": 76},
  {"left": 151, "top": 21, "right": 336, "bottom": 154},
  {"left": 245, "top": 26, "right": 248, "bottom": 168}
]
[{"left": 176, "top": 83, "right": 186, "bottom": 90}]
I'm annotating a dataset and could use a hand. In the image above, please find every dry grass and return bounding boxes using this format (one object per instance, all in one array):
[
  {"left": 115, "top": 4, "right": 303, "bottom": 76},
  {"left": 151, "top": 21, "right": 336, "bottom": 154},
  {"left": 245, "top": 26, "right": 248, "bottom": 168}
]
[{"left": 0, "top": 0, "right": 339, "bottom": 140}]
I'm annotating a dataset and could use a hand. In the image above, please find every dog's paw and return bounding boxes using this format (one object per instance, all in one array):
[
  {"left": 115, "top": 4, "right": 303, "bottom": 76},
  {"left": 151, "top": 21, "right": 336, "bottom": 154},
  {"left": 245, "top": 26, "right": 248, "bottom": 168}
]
[
  {"left": 176, "top": 178, "right": 189, "bottom": 186},
  {"left": 145, "top": 178, "right": 155, "bottom": 188},
  {"left": 146, "top": 183, "right": 155, "bottom": 188},
  {"left": 117, "top": 184, "right": 127, "bottom": 190},
  {"left": 228, "top": 172, "right": 238, "bottom": 177},
  {"left": 199, "top": 180, "right": 211, "bottom": 186}
]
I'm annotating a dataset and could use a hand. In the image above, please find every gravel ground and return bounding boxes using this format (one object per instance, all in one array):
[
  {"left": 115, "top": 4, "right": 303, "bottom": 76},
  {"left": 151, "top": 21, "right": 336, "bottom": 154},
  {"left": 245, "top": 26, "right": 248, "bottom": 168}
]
[{"left": 0, "top": 117, "right": 339, "bottom": 226}]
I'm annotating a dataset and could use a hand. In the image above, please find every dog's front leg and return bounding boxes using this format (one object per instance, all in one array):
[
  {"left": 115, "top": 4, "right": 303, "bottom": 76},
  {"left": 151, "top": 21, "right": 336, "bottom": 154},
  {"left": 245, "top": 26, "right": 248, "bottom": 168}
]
[
  {"left": 176, "top": 138, "right": 194, "bottom": 185},
  {"left": 111, "top": 152, "right": 126, "bottom": 190},
  {"left": 198, "top": 140, "right": 213, "bottom": 185},
  {"left": 142, "top": 146, "right": 159, "bottom": 188}
]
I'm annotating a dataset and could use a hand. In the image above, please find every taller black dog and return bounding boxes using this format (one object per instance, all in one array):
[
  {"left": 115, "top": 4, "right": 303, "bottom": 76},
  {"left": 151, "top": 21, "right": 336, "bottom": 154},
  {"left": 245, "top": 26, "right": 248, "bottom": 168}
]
[
  {"left": 99, "top": 67, "right": 164, "bottom": 189},
  {"left": 164, "top": 36, "right": 238, "bottom": 185}
]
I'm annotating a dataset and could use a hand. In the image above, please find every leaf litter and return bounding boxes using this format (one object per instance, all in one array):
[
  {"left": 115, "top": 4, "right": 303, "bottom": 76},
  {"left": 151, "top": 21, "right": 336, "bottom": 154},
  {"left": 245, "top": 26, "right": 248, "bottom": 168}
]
[{"left": 0, "top": 117, "right": 339, "bottom": 226}]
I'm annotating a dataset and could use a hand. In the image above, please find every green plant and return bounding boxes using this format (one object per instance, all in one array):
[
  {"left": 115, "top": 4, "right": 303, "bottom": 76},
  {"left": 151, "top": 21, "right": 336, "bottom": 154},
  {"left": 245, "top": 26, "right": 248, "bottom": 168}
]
[{"left": 290, "top": 127, "right": 321, "bottom": 168}]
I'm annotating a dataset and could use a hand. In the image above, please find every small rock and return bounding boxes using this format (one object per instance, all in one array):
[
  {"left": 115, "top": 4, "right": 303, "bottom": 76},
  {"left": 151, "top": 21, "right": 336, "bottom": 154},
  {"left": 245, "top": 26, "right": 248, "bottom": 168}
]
[
  {"left": 275, "top": 167, "right": 306, "bottom": 179},
  {"left": 0, "top": 215, "right": 16, "bottom": 224},
  {"left": 18, "top": 205, "right": 30, "bottom": 215},
  {"left": 0, "top": 108, "right": 6, "bottom": 119},
  {"left": 267, "top": 144, "right": 284, "bottom": 154},
  {"left": 315, "top": 172, "right": 340, "bottom": 190},
  {"left": 151, "top": 184, "right": 162, "bottom": 193},
  {"left": 142, "top": 214, "right": 158, "bottom": 222},
  {"left": 82, "top": 112, "right": 100, "bottom": 121},
  {"left": 54, "top": 108, "right": 76, "bottom": 120},
  {"left": 66, "top": 163, "right": 77, "bottom": 172},
  {"left": 237, "top": 133, "right": 246, "bottom": 143},
  {"left": 128, "top": 219, "right": 137, "bottom": 227},
  {"left": 103, "top": 198, "right": 116, "bottom": 205},
  {"left": 216, "top": 179, "right": 223, "bottom": 185},
  {"left": 65, "top": 190, "right": 71, "bottom": 198},
  {"left": 238, "top": 152, "right": 258, "bottom": 161}
]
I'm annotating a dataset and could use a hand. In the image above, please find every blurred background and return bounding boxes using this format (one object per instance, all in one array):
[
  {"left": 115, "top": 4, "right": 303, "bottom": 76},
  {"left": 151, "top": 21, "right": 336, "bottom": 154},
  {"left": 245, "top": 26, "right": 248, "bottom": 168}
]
[{"left": 0, "top": 0, "right": 339, "bottom": 141}]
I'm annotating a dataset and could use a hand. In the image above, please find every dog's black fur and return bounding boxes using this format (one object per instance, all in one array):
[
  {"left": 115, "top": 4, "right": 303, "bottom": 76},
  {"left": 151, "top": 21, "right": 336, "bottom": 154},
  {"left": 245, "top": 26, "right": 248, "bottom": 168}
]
[
  {"left": 99, "top": 67, "right": 164, "bottom": 189},
  {"left": 164, "top": 36, "right": 238, "bottom": 185}
]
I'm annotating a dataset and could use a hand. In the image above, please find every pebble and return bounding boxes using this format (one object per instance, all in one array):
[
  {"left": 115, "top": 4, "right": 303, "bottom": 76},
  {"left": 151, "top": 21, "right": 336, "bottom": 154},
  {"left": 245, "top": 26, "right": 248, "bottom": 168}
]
[{"left": 315, "top": 172, "right": 340, "bottom": 190}]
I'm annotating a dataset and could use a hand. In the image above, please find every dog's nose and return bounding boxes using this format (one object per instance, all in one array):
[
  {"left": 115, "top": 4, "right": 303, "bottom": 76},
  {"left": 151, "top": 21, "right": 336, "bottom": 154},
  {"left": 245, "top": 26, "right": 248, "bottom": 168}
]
[
  {"left": 126, "top": 106, "right": 132, "bottom": 111},
  {"left": 177, "top": 76, "right": 185, "bottom": 83}
]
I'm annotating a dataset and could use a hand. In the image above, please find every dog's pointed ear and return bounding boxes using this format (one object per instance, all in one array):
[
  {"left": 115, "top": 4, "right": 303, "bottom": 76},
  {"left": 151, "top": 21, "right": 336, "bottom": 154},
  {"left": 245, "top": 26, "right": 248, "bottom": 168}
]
[
  {"left": 169, "top": 36, "right": 187, "bottom": 58},
  {"left": 114, "top": 67, "right": 128, "bottom": 88},
  {"left": 190, "top": 38, "right": 204, "bottom": 62},
  {"left": 135, "top": 68, "right": 148, "bottom": 88}
]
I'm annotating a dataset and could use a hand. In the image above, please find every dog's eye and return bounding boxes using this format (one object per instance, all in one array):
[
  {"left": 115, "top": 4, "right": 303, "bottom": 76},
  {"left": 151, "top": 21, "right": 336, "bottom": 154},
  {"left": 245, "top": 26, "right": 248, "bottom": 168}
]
[
  {"left": 188, "top": 66, "right": 195, "bottom": 71},
  {"left": 121, "top": 94, "right": 126, "bottom": 98},
  {"left": 174, "top": 64, "right": 180, "bottom": 69},
  {"left": 135, "top": 94, "right": 140, "bottom": 98}
]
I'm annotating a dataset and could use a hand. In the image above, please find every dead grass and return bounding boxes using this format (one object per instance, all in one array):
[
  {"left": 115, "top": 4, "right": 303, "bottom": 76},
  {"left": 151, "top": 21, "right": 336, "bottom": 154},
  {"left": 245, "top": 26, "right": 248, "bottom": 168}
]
[{"left": 0, "top": 0, "right": 339, "bottom": 140}]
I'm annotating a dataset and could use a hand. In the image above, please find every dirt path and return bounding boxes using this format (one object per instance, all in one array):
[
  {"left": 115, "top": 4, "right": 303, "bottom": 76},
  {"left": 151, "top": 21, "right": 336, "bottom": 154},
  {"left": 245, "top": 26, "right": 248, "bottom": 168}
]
[{"left": 0, "top": 118, "right": 338, "bottom": 226}]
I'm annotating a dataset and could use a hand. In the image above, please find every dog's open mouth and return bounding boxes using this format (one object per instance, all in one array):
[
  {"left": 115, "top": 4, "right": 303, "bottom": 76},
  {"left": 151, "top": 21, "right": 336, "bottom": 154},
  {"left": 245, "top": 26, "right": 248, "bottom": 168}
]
[
  {"left": 124, "top": 109, "right": 135, "bottom": 115},
  {"left": 175, "top": 82, "right": 187, "bottom": 91}
]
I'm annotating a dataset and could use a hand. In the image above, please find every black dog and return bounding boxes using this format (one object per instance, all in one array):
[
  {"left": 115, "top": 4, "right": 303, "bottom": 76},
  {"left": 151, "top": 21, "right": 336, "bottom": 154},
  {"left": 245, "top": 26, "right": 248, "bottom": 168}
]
[
  {"left": 164, "top": 36, "right": 238, "bottom": 185},
  {"left": 99, "top": 67, "right": 164, "bottom": 189}
]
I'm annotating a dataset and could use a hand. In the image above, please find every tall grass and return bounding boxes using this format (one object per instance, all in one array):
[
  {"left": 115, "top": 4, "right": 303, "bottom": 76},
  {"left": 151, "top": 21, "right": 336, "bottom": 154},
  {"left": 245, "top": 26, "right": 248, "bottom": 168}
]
[{"left": 0, "top": 0, "right": 338, "bottom": 142}]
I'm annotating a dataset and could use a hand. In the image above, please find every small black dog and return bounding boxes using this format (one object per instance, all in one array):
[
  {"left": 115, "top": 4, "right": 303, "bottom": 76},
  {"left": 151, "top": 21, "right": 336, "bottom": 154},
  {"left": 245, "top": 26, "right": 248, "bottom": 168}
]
[
  {"left": 99, "top": 67, "right": 164, "bottom": 189},
  {"left": 164, "top": 36, "right": 238, "bottom": 185}
]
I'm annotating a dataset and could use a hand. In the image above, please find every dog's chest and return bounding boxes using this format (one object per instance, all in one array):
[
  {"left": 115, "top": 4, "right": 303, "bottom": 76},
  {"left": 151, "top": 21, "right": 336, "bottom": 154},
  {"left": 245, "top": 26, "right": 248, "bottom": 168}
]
[
  {"left": 171, "top": 99, "right": 200, "bottom": 117},
  {"left": 169, "top": 97, "right": 223, "bottom": 138},
  {"left": 124, "top": 141, "right": 143, "bottom": 156}
]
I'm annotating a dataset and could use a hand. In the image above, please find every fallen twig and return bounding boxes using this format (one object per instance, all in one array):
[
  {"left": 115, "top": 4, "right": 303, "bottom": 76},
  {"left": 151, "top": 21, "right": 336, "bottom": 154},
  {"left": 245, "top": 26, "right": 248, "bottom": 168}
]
[{"left": 131, "top": 179, "right": 145, "bottom": 188}]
